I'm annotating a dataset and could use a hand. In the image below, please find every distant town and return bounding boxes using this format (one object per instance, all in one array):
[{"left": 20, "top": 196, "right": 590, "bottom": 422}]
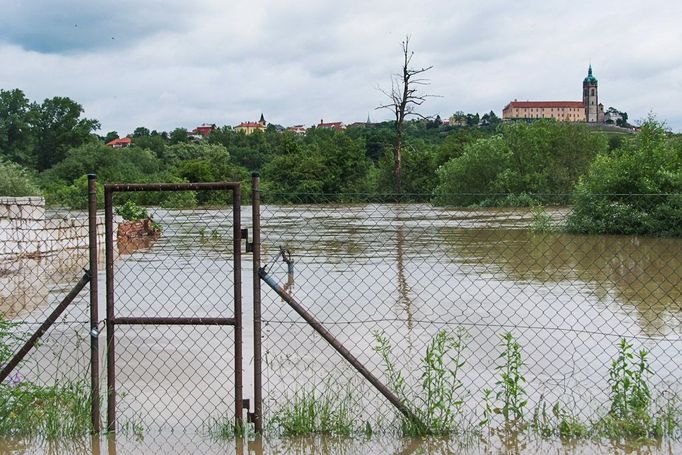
[{"left": 106, "top": 65, "right": 631, "bottom": 148}]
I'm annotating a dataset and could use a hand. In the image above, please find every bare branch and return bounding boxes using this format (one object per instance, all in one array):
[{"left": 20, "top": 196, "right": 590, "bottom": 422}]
[{"left": 375, "top": 35, "right": 436, "bottom": 193}]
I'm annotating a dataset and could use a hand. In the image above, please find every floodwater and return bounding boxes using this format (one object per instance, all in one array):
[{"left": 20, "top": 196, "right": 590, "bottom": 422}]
[
  {"left": 2, "top": 204, "right": 681, "bottom": 453},
  {"left": 1, "top": 432, "right": 681, "bottom": 455}
]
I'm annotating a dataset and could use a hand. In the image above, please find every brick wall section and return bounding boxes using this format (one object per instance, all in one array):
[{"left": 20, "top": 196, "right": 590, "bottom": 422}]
[{"left": 0, "top": 196, "right": 116, "bottom": 260}]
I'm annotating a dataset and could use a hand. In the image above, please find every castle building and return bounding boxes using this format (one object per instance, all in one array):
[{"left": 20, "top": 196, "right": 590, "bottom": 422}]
[
  {"left": 235, "top": 113, "right": 267, "bottom": 135},
  {"left": 502, "top": 65, "right": 604, "bottom": 123}
]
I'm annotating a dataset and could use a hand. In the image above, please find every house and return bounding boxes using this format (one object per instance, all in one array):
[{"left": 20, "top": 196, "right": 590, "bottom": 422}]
[
  {"left": 106, "top": 137, "right": 132, "bottom": 148},
  {"left": 192, "top": 124, "right": 216, "bottom": 137},
  {"left": 287, "top": 125, "right": 307, "bottom": 135},
  {"left": 235, "top": 113, "right": 267, "bottom": 135},
  {"left": 317, "top": 119, "right": 345, "bottom": 131}
]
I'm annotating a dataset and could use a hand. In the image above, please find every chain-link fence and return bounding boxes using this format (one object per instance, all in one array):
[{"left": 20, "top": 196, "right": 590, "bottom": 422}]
[
  {"left": 3, "top": 189, "right": 681, "bottom": 439},
  {"left": 1, "top": 187, "right": 244, "bottom": 435},
  {"left": 258, "top": 193, "right": 682, "bottom": 433}
]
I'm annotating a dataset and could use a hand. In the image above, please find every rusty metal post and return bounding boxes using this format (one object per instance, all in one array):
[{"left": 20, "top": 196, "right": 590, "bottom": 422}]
[
  {"left": 258, "top": 268, "right": 423, "bottom": 427},
  {"left": 88, "top": 174, "right": 101, "bottom": 433},
  {"left": 104, "top": 187, "right": 116, "bottom": 432},
  {"left": 233, "top": 184, "right": 243, "bottom": 428},
  {"left": 0, "top": 272, "right": 90, "bottom": 383},
  {"left": 251, "top": 173, "right": 263, "bottom": 433}
]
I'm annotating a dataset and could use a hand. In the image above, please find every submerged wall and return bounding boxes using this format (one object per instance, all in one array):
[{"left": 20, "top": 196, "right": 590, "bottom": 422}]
[{"left": 0, "top": 196, "right": 113, "bottom": 261}]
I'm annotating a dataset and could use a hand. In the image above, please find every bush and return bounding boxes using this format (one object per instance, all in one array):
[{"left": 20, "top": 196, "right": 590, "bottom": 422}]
[
  {"left": 0, "top": 160, "right": 42, "bottom": 197},
  {"left": 566, "top": 117, "right": 682, "bottom": 236}
]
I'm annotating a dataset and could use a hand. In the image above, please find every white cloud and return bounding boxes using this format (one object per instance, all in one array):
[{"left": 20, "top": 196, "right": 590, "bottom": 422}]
[{"left": 1, "top": 0, "right": 681, "bottom": 132}]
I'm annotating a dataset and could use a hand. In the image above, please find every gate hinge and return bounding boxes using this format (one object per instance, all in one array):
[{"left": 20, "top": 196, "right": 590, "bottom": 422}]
[{"left": 241, "top": 228, "right": 254, "bottom": 253}]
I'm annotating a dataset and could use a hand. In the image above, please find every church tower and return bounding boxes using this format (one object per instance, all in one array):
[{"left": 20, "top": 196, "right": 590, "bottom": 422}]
[{"left": 583, "top": 64, "right": 599, "bottom": 123}]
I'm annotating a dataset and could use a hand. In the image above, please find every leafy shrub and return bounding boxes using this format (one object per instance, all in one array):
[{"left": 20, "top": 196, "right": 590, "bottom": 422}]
[
  {"left": 0, "top": 160, "right": 42, "bottom": 197},
  {"left": 374, "top": 328, "right": 469, "bottom": 436},
  {"left": 115, "top": 200, "right": 149, "bottom": 221},
  {"left": 566, "top": 117, "right": 682, "bottom": 236}
]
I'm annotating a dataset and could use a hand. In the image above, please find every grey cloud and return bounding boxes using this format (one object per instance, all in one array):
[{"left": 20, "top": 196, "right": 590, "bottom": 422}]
[{"left": 0, "top": 0, "right": 195, "bottom": 53}]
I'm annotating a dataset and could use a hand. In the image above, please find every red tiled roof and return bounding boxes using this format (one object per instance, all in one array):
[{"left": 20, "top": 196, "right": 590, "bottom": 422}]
[
  {"left": 106, "top": 137, "right": 131, "bottom": 146},
  {"left": 505, "top": 101, "right": 584, "bottom": 109},
  {"left": 237, "top": 122, "right": 264, "bottom": 128}
]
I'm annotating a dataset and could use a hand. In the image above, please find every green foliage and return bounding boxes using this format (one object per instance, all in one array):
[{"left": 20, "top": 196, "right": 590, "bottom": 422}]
[
  {"left": 0, "top": 159, "right": 42, "bottom": 196},
  {"left": 434, "top": 120, "right": 607, "bottom": 206},
  {"left": 45, "top": 175, "right": 102, "bottom": 209},
  {"left": 531, "top": 398, "right": 588, "bottom": 439},
  {"left": 115, "top": 200, "right": 150, "bottom": 221},
  {"left": 433, "top": 135, "right": 513, "bottom": 206},
  {"left": 0, "top": 380, "right": 92, "bottom": 438},
  {"left": 529, "top": 206, "right": 558, "bottom": 233},
  {"left": 271, "top": 387, "right": 355, "bottom": 437},
  {"left": 374, "top": 328, "right": 469, "bottom": 436},
  {"left": 494, "top": 333, "right": 527, "bottom": 429},
  {"left": 566, "top": 117, "right": 682, "bottom": 236},
  {"left": 0, "top": 315, "right": 92, "bottom": 438},
  {"left": 593, "top": 338, "right": 674, "bottom": 439}
]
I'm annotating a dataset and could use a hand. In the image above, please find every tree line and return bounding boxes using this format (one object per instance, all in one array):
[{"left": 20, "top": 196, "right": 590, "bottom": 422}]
[{"left": 1, "top": 88, "right": 681, "bottom": 235}]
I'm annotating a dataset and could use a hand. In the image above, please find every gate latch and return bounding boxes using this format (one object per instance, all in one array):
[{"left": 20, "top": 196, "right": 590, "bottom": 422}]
[{"left": 241, "top": 228, "right": 253, "bottom": 253}]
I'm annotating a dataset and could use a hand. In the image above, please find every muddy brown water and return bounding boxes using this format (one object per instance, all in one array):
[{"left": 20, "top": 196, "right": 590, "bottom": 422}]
[{"left": 1, "top": 204, "right": 681, "bottom": 453}]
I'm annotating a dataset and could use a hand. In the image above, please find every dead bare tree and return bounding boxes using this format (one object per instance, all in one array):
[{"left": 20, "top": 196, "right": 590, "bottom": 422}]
[{"left": 377, "top": 36, "right": 434, "bottom": 194}]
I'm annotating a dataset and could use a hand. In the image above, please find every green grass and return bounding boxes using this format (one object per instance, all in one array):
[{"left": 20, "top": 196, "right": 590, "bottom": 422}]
[
  {"left": 270, "top": 387, "right": 355, "bottom": 437},
  {"left": 207, "top": 416, "right": 253, "bottom": 439},
  {"left": 0, "top": 379, "right": 92, "bottom": 438},
  {"left": 374, "top": 328, "right": 469, "bottom": 437}
]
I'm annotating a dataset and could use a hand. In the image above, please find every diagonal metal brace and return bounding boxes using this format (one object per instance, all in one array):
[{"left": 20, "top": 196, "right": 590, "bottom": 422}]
[
  {"left": 258, "top": 267, "right": 424, "bottom": 428},
  {"left": 0, "top": 270, "right": 91, "bottom": 383}
]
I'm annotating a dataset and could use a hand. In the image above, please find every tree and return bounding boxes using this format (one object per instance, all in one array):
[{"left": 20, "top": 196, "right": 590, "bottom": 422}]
[
  {"left": 103, "top": 131, "right": 119, "bottom": 143},
  {"left": 169, "top": 127, "right": 189, "bottom": 145},
  {"left": 132, "top": 126, "right": 150, "bottom": 138},
  {"left": 0, "top": 89, "right": 36, "bottom": 166},
  {"left": 377, "top": 36, "right": 434, "bottom": 193},
  {"left": 33, "top": 96, "right": 100, "bottom": 170}
]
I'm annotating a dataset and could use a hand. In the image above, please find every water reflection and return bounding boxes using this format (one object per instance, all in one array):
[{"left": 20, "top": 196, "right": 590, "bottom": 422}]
[
  {"left": 441, "top": 229, "right": 682, "bottom": 337},
  {"left": 1, "top": 433, "right": 680, "bottom": 455}
]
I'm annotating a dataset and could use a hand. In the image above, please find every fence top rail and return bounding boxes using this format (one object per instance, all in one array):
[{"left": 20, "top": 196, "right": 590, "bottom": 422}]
[{"left": 104, "top": 182, "right": 240, "bottom": 192}]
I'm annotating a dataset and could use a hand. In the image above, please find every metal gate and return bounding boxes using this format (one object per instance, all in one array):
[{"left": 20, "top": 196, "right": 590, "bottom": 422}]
[{"left": 103, "top": 182, "right": 244, "bottom": 432}]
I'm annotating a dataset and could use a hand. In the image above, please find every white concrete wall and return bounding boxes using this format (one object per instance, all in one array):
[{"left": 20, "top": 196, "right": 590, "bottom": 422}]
[{"left": 0, "top": 197, "right": 113, "bottom": 260}]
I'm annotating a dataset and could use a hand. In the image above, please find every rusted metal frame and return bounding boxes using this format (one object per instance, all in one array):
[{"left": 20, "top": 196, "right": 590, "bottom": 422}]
[
  {"left": 258, "top": 268, "right": 423, "bottom": 427},
  {"left": 0, "top": 271, "right": 91, "bottom": 383},
  {"left": 104, "top": 182, "right": 240, "bottom": 192},
  {"left": 251, "top": 173, "right": 263, "bottom": 433},
  {"left": 112, "top": 317, "right": 236, "bottom": 326},
  {"left": 88, "top": 174, "right": 101, "bottom": 432},
  {"left": 105, "top": 186, "right": 116, "bottom": 432},
  {"left": 233, "top": 185, "right": 244, "bottom": 428},
  {"left": 104, "top": 182, "right": 243, "bottom": 432}
]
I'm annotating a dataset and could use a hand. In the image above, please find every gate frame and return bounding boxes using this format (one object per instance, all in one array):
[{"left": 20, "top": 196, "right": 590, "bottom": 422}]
[{"left": 103, "top": 182, "right": 243, "bottom": 432}]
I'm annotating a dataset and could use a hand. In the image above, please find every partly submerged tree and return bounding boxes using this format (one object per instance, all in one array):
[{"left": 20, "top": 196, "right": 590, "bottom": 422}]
[{"left": 377, "top": 36, "right": 434, "bottom": 194}]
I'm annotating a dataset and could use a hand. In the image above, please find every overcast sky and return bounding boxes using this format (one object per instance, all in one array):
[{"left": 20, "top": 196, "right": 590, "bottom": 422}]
[{"left": 2, "top": 0, "right": 681, "bottom": 134}]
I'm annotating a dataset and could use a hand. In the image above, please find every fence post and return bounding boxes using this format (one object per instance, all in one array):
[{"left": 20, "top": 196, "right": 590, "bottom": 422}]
[
  {"left": 233, "top": 184, "right": 243, "bottom": 428},
  {"left": 105, "top": 186, "right": 116, "bottom": 432},
  {"left": 87, "top": 174, "right": 100, "bottom": 433},
  {"left": 251, "top": 173, "right": 263, "bottom": 433}
]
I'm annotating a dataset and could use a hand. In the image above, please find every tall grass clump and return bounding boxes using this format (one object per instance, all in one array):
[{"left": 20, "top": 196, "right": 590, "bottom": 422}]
[
  {"left": 271, "top": 386, "right": 355, "bottom": 437},
  {"left": 0, "top": 315, "right": 93, "bottom": 438},
  {"left": 595, "top": 338, "right": 680, "bottom": 440},
  {"left": 374, "top": 328, "right": 469, "bottom": 436}
]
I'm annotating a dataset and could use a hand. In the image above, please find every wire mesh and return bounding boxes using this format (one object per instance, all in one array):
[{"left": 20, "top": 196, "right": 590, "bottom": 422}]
[
  {"left": 109, "top": 203, "right": 240, "bottom": 432},
  {"left": 1, "top": 199, "right": 92, "bottom": 387},
  {"left": 1, "top": 194, "right": 241, "bottom": 435},
  {"left": 258, "top": 194, "right": 682, "bottom": 432}
]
